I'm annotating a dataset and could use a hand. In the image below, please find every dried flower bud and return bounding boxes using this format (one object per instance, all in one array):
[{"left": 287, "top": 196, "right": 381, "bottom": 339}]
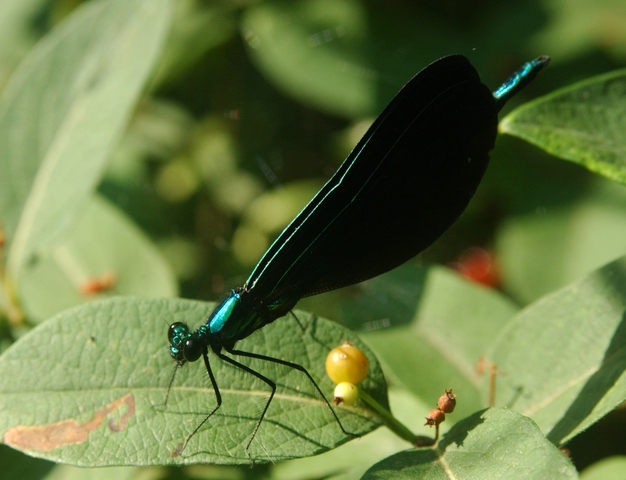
[
  {"left": 425, "top": 408, "right": 445, "bottom": 427},
  {"left": 437, "top": 389, "right": 457, "bottom": 413}
]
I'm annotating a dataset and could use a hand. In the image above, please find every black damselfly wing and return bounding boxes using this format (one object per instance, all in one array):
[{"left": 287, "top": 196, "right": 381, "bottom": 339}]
[{"left": 245, "top": 55, "right": 497, "bottom": 314}]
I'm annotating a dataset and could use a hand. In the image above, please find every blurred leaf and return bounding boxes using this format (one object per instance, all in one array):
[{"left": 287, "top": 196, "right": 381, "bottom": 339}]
[
  {"left": 0, "top": 0, "right": 171, "bottom": 280},
  {"left": 298, "top": 262, "right": 428, "bottom": 331},
  {"left": 0, "top": 299, "right": 6, "bottom": 321},
  {"left": 150, "top": 0, "right": 237, "bottom": 89},
  {"left": 490, "top": 256, "right": 626, "bottom": 446},
  {"left": 192, "top": 117, "right": 239, "bottom": 184},
  {"left": 154, "top": 156, "right": 201, "bottom": 203},
  {"left": 241, "top": 0, "right": 552, "bottom": 119},
  {"left": 244, "top": 180, "right": 325, "bottom": 235},
  {"left": 0, "top": 0, "right": 48, "bottom": 86},
  {"left": 43, "top": 464, "right": 141, "bottom": 480},
  {"left": 105, "top": 98, "right": 196, "bottom": 193},
  {"left": 156, "top": 236, "right": 205, "bottom": 282},
  {"left": 0, "top": 443, "right": 53, "bottom": 480},
  {"left": 528, "top": 0, "right": 626, "bottom": 61},
  {"left": 0, "top": 298, "right": 386, "bottom": 466},
  {"left": 241, "top": 0, "right": 374, "bottom": 118},
  {"left": 231, "top": 179, "right": 325, "bottom": 266},
  {"left": 580, "top": 456, "right": 626, "bottom": 480},
  {"left": 500, "top": 68, "right": 626, "bottom": 185},
  {"left": 230, "top": 224, "right": 269, "bottom": 267},
  {"left": 352, "top": 266, "right": 519, "bottom": 421},
  {"left": 240, "top": 0, "right": 469, "bottom": 119},
  {"left": 18, "top": 195, "right": 178, "bottom": 323},
  {"left": 361, "top": 408, "right": 576, "bottom": 480},
  {"left": 481, "top": 134, "right": 592, "bottom": 218},
  {"left": 121, "top": 98, "right": 195, "bottom": 164},
  {"left": 497, "top": 183, "right": 626, "bottom": 304},
  {"left": 208, "top": 170, "right": 265, "bottom": 216}
]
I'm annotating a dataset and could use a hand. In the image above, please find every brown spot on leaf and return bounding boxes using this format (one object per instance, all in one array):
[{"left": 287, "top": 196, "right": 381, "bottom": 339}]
[
  {"left": 171, "top": 441, "right": 184, "bottom": 457},
  {"left": 3, "top": 394, "right": 135, "bottom": 452}
]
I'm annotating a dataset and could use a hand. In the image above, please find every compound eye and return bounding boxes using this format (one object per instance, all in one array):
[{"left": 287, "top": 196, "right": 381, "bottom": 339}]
[
  {"left": 183, "top": 338, "right": 202, "bottom": 362},
  {"left": 168, "top": 322, "right": 188, "bottom": 343}
]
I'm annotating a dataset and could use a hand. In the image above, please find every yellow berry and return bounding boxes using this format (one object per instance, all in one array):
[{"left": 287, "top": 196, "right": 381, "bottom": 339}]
[
  {"left": 325, "top": 342, "right": 369, "bottom": 385},
  {"left": 333, "top": 382, "right": 359, "bottom": 406}
]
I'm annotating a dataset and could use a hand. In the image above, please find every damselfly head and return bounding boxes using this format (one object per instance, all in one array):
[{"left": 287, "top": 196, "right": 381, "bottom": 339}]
[{"left": 168, "top": 322, "right": 204, "bottom": 363}]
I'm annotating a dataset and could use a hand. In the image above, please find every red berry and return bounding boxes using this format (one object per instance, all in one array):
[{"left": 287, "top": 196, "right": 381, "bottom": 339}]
[{"left": 452, "top": 247, "right": 500, "bottom": 287}]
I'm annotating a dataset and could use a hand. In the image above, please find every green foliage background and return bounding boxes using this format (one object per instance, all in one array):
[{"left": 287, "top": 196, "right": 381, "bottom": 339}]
[{"left": 1, "top": 0, "right": 626, "bottom": 479}]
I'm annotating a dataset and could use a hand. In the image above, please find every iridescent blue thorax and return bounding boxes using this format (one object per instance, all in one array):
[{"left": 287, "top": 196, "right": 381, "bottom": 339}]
[
  {"left": 168, "top": 289, "right": 272, "bottom": 363},
  {"left": 207, "top": 290, "right": 265, "bottom": 346},
  {"left": 208, "top": 292, "right": 240, "bottom": 334}
]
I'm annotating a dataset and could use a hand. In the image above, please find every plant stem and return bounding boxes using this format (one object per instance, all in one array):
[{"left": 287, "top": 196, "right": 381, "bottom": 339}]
[{"left": 359, "top": 389, "right": 436, "bottom": 447}]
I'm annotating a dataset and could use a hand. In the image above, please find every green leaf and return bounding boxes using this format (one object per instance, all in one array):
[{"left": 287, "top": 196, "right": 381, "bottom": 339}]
[
  {"left": 241, "top": 0, "right": 374, "bottom": 118},
  {"left": 243, "top": 180, "right": 327, "bottom": 236},
  {"left": 0, "top": 0, "right": 171, "bottom": 280},
  {"left": 526, "top": 0, "right": 626, "bottom": 61},
  {"left": 497, "top": 183, "right": 626, "bottom": 304},
  {"left": 18, "top": 195, "right": 178, "bottom": 323},
  {"left": 149, "top": 0, "right": 237, "bottom": 89},
  {"left": 43, "top": 464, "right": 141, "bottom": 480},
  {"left": 0, "top": 443, "right": 53, "bottom": 479},
  {"left": 240, "top": 0, "right": 476, "bottom": 119},
  {"left": 359, "top": 266, "right": 519, "bottom": 420},
  {"left": 580, "top": 456, "right": 626, "bottom": 480},
  {"left": 490, "top": 256, "right": 626, "bottom": 445},
  {"left": 0, "top": 0, "right": 48, "bottom": 83},
  {"left": 361, "top": 408, "right": 577, "bottom": 480},
  {"left": 0, "top": 297, "right": 386, "bottom": 466},
  {"left": 230, "top": 179, "right": 326, "bottom": 266},
  {"left": 499, "top": 68, "right": 626, "bottom": 184}
]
